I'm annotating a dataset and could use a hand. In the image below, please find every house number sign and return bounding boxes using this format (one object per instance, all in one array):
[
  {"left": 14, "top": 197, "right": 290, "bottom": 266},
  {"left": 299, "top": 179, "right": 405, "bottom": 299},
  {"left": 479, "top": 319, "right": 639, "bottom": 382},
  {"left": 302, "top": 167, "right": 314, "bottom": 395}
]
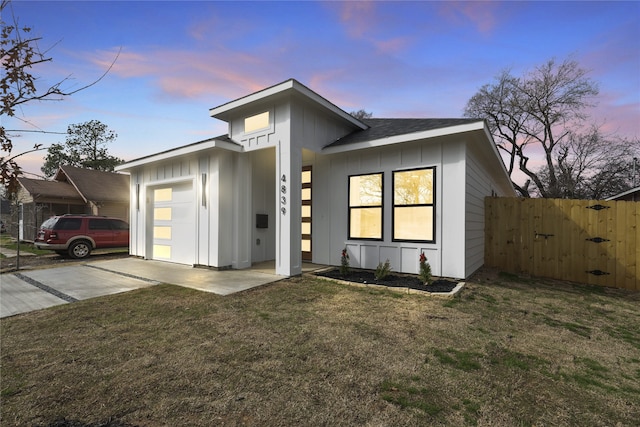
[{"left": 280, "top": 174, "right": 287, "bottom": 215}]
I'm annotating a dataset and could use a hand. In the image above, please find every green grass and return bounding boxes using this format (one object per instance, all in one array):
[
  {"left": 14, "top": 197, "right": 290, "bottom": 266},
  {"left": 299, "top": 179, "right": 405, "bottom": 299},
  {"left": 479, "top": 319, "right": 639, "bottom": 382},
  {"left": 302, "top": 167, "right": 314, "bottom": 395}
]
[
  {"left": 0, "top": 235, "right": 50, "bottom": 255},
  {"left": 1, "top": 270, "right": 639, "bottom": 426}
]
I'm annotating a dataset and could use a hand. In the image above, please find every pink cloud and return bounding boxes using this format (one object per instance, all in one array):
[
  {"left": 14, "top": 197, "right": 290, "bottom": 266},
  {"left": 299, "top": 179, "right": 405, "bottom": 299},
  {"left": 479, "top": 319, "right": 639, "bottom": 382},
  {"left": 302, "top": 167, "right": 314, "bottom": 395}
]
[
  {"left": 374, "top": 36, "right": 413, "bottom": 55},
  {"left": 591, "top": 99, "right": 640, "bottom": 141},
  {"left": 91, "top": 50, "right": 157, "bottom": 78},
  {"left": 438, "top": 1, "right": 499, "bottom": 34},
  {"left": 88, "top": 47, "right": 273, "bottom": 101},
  {"left": 307, "top": 70, "right": 360, "bottom": 108},
  {"left": 337, "top": 0, "right": 377, "bottom": 38},
  {"left": 188, "top": 16, "right": 220, "bottom": 41}
]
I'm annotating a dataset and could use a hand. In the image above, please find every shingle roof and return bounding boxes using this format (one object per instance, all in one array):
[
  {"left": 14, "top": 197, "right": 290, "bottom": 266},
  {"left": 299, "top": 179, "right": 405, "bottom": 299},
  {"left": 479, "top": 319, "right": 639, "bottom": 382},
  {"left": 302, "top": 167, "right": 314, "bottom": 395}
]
[
  {"left": 325, "top": 118, "right": 482, "bottom": 148},
  {"left": 55, "top": 166, "right": 129, "bottom": 203},
  {"left": 18, "top": 178, "right": 83, "bottom": 200}
]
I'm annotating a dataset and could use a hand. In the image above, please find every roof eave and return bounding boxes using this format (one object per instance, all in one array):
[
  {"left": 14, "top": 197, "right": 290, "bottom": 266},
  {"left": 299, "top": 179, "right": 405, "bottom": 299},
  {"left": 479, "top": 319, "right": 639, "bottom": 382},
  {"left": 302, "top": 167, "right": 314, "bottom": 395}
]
[
  {"left": 209, "top": 79, "right": 368, "bottom": 130},
  {"left": 115, "top": 138, "right": 243, "bottom": 172},
  {"left": 606, "top": 186, "right": 640, "bottom": 200},
  {"left": 322, "top": 121, "right": 487, "bottom": 154}
]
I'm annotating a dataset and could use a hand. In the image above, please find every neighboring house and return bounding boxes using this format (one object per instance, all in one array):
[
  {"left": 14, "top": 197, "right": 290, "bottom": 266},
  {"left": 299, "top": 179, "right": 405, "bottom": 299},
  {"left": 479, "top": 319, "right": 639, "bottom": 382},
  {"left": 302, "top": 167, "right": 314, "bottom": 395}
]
[
  {"left": 116, "top": 79, "right": 514, "bottom": 279},
  {"left": 1, "top": 197, "right": 11, "bottom": 233},
  {"left": 606, "top": 186, "right": 640, "bottom": 202},
  {"left": 16, "top": 165, "right": 129, "bottom": 241}
]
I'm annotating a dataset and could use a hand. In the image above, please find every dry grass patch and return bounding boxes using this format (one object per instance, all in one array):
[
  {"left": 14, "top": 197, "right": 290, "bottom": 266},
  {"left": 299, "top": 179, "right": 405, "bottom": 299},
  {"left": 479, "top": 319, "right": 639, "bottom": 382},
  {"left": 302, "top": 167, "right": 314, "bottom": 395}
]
[{"left": 1, "top": 270, "right": 639, "bottom": 426}]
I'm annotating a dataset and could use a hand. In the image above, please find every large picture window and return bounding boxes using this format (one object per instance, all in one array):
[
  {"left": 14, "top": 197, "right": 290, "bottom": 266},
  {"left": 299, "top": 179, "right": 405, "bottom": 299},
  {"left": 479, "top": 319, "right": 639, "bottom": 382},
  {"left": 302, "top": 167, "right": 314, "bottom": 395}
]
[
  {"left": 349, "top": 173, "right": 383, "bottom": 240},
  {"left": 393, "top": 167, "right": 435, "bottom": 242}
]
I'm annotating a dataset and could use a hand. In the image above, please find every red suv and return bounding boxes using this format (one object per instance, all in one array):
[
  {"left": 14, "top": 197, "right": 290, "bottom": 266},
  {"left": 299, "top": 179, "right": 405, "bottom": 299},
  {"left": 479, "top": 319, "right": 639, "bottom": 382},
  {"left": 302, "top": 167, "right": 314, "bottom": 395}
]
[{"left": 35, "top": 215, "right": 129, "bottom": 259}]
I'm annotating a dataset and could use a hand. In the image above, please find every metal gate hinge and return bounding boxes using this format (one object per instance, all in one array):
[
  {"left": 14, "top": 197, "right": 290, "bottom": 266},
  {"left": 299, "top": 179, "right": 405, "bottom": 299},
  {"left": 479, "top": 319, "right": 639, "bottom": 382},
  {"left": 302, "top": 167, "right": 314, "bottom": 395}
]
[
  {"left": 586, "top": 270, "right": 610, "bottom": 276},
  {"left": 534, "top": 231, "right": 554, "bottom": 239},
  {"left": 586, "top": 237, "right": 610, "bottom": 243}
]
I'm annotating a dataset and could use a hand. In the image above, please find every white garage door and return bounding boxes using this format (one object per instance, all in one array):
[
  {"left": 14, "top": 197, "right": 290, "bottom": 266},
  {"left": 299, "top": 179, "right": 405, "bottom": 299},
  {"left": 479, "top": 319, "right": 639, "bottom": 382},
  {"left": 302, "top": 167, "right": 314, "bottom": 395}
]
[{"left": 151, "top": 181, "right": 195, "bottom": 265}]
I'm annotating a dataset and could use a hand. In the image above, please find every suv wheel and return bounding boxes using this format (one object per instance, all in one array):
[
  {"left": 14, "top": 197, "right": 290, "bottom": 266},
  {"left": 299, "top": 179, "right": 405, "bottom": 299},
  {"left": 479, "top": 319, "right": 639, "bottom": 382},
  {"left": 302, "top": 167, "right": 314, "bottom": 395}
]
[{"left": 68, "top": 240, "right": 92, "bottom": 259}]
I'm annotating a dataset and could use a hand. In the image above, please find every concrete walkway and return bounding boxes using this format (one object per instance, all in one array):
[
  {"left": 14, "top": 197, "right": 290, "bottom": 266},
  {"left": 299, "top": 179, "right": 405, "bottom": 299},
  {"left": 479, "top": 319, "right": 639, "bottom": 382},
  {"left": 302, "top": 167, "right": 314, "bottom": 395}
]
[{"left": 0, "top": 257, "right": 299, "bottom": 318}]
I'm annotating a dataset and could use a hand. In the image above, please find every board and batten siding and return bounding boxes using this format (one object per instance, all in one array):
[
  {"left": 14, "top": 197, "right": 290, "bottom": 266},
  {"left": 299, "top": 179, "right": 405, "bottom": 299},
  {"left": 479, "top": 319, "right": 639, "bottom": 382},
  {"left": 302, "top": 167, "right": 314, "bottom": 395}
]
[
  {"left": 128, "top": 151, "right": 241, "bottom": 268},
  {"left": 230, "top": 98, "right": 355, "bottom": 153},
  {"left": 464, "top": 147, "right": 492, "bottom": 277},
  {"left": 291, "top": 99, "right": 358, "bottom": 152},
  {"left": 250, "top": 148, "right": 277, "bottom": 264},
  {"left": 312, "top": 138, "right": 470, "bottom": 278}
]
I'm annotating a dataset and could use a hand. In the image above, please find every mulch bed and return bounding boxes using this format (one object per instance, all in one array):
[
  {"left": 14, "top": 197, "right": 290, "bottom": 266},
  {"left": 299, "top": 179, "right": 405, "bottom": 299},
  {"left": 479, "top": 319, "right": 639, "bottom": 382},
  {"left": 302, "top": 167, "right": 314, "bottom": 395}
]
[{"left": 315, "top": 268, "right": 458, "bottom": 293}]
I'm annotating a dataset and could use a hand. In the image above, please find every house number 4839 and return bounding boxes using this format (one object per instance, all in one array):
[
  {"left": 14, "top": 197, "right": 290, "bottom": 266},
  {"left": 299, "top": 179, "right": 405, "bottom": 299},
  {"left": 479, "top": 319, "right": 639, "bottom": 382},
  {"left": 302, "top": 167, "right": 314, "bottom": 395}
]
[{"left": 280, "top": 174, "right": 287, "bottom": 215}]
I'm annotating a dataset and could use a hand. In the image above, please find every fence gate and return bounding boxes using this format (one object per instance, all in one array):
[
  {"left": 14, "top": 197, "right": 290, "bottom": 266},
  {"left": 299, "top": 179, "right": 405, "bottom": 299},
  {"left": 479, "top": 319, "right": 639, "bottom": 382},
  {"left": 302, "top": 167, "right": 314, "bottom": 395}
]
[{"left": 485, "top": 198, "right": 639, "bottom": 291}]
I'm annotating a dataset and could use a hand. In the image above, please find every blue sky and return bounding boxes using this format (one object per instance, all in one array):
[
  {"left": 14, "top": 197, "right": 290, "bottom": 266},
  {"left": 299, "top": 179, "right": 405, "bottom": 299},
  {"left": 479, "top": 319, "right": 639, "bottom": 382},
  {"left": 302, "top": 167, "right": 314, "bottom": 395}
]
[{"left": 5, "top": 0, "right": 640, "bottom": 178}]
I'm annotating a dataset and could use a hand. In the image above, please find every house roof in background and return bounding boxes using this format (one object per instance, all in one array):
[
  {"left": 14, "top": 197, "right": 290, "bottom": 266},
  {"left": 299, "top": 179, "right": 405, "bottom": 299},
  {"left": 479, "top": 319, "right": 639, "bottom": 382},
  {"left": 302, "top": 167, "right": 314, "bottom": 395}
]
[
  {"left": 325, "top": 118, "right": 483, "bottom": 148},
  {"left": 54, "top": 166, "right": 130, "bottom": 203},
  {"left": 18, "top": 177, "right": 84, "bottom": 200},
  {"left": 606, "top": 186, "right": 640, "bottom": 201}
]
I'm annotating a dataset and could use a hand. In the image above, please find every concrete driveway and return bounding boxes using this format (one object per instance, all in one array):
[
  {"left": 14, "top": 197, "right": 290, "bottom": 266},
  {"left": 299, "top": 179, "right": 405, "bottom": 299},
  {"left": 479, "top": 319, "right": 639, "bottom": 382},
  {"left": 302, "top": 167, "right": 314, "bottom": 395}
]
[{"left": 1, "top": 258, "right": 283, "bottom": 318}]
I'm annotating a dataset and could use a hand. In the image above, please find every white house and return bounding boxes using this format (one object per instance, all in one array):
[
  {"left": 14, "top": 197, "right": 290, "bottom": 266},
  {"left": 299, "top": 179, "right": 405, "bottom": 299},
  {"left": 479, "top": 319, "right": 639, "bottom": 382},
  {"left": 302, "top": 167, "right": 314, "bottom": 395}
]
[{"left": 116, "top": 79, "right": 514, "bottom": 279}]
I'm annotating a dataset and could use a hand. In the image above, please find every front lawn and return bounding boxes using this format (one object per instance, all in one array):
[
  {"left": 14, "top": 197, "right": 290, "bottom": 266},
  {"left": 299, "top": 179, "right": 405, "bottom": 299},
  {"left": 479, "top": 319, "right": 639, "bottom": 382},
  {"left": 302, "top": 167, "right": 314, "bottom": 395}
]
[{"left": 1, "top": 269, "right": 639, "bottom": 426}]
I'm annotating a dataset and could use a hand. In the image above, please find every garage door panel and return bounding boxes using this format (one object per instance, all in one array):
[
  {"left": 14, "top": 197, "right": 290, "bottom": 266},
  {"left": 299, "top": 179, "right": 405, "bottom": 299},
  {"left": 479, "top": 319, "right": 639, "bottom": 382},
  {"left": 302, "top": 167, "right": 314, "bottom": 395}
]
[{"left": 151, "top": 182, "right": 194, "bottom": 265}]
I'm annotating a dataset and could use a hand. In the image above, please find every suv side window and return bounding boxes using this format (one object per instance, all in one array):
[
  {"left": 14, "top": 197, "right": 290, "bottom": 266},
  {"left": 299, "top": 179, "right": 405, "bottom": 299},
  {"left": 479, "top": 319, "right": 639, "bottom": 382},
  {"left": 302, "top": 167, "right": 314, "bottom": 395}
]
[
  {"left": 55, "top": 218, "right": 82, "bottom": 230},
  {"left": 109, "top": 219, "right": 129, "bottom": 230},
  {"left": 41, "top": 218, "right": 57, "bottom": 229},
  {"left": 89, "top": 219, "right": 111, "bottom": 230}
]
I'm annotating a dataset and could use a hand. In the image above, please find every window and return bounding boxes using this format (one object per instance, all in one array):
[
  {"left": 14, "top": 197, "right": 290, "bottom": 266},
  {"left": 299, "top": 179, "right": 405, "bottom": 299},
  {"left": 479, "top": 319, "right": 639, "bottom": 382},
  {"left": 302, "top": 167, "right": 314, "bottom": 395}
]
[
  {"left": 393, "top": 167, "right": 435, "bottom": 242},
  {"left": 109, "top": 219, "right": 129, "bottom": 230},
  {"left": 154, "top": 226, "right": 171, "bottom": 239},
  {"left": 154, "top": 208, "right": 172, "bottom": 221},
  {"left": 349, "top": 173, "right": 383, "bottom": 239},
  {"left": 154, "top": 188, "right": 172, "bottom": 202},
  {"left": 89, "top": 219, "right": 111, "bottom": 230},
  {"left": 55, "top": 218, "right": 82, "bottom": 230},
  {"left": 244, "top": 111, "right": 270, "bottom": 133}
]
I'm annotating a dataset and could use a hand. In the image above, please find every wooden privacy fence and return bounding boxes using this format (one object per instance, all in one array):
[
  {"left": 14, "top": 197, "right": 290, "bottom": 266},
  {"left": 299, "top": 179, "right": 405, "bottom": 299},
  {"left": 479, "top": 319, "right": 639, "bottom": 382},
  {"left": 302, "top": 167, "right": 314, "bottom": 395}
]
[{"left": 485, "top": 197, "right": 639, "bottom": 290}]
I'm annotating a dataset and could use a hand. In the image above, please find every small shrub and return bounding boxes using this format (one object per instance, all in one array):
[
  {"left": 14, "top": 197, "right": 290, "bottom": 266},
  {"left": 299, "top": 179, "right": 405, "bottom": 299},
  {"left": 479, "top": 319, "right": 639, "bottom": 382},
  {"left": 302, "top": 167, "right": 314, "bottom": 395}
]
[
  {"left": 419, "top": 252, "right": 432, "bottom": 285},
  {"left": 375, "top": 259, "right": 391, "bottom": 281},
  {"left": 339, "top": 247, "right": 350, "bottom": 276}
]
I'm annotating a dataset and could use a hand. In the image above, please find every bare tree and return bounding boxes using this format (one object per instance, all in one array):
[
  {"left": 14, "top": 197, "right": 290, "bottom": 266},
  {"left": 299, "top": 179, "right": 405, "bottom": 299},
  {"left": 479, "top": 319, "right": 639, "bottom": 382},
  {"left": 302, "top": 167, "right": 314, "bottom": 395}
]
[
  {"left": 536, "top": 126, "right": 638, "bottom": 199},
  {"left": 464, "top": 58, "right": 604, "bottom": 198},
  {"left": 350, "top": 109, "right": 373, "bottom": 120},
  {"left": 1, "top": 0, "right": 118, "bottom": 195}
]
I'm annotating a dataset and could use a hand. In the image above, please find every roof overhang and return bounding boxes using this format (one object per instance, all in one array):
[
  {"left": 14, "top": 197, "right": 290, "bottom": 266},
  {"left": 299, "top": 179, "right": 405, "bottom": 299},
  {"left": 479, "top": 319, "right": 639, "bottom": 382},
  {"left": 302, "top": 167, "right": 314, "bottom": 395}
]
[
  {"left": 209, "top": 79, "right": 368, "bottom": 130},
  {"left": 606, "top": 186, "right": 640, "bottom": 201},
  {"left": 322, "top": 120, "right": 515, "bottom": 196},
  {"left": 321, "top": 121, "right": 487, "bottom": 154},
  {"left": 115, "top": 137, "right": 243, "bottom": 172}
]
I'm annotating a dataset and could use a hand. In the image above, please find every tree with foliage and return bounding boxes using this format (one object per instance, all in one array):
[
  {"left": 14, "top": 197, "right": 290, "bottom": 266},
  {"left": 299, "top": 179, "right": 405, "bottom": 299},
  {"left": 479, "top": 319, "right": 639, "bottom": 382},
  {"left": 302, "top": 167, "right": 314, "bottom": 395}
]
[
  {"left": 1, "top": 0, "right": 117, "bottom": 194},
  {"left": 41, "top": 120, "right": 123, "bottom": 177},
  {"left": 464, "top": 58, "right": 638, "bottom": 198}
]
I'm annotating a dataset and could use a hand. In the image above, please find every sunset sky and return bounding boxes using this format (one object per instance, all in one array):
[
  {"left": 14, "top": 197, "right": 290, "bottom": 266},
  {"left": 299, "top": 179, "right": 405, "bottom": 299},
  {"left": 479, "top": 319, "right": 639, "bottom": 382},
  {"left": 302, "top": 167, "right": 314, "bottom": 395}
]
[{"left": 4, "top": 0, "right": 639, "bottom": 178}]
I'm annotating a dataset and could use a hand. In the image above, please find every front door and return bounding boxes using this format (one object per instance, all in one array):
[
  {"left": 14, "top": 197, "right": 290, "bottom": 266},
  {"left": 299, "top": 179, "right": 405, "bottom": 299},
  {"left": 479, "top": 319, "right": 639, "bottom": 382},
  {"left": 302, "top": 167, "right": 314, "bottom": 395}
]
[{"left": 301, "top": 166, "right": 312, "bottom": 261}]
